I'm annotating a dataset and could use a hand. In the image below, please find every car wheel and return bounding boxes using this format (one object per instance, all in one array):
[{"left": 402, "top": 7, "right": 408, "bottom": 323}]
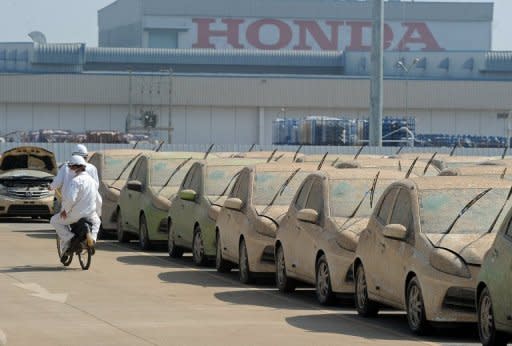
[
  {"left": 168, "top": 219, "right": 183, "bottom": 258},
  {"left": 238, "top": 238, "right": 253, "bottom": 284},
  {"left": 276, "top": 246, "right": 295, "bottom": 293},
  {"left": 192, "top": 226, "right": 207, "bottom": 266},
  {"left": 116, "top": 210, "right": 129, "bottom": 243},
  {"left": 478, "top": 286, "right": 509, "bottom": 346},
  {"left": 138, "top": 214, "right": 151, "bottom": 251},
  {"left": 316, "top": 255, "right": 335, "bottom": 305},
  {"left": 406, "top": 277, "right": 430, "bottom": 335},
  {"left": 215, "top": 232, "right": 231, "bottom": 273},
  {"left": 354, "top": 264, "right": 379, "bottom": 317}
]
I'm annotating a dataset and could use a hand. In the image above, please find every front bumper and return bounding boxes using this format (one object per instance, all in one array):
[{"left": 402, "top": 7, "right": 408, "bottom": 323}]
[
  {"left": 0, "top": 195, "right": 54, "bottom": 217},
  {"left": 245, "top": 230, "right": 276, "bottom": 273}
]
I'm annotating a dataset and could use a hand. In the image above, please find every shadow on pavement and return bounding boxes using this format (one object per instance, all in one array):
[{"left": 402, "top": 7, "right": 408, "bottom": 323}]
[
  {"left": 286, "top": 313, "right": 479, "bottom": 343},
  {"left": 0, "top": 217, "right": 49, "bottom": 224},
  {"left": 0, "top": 265, "right": 79, "bottom": 273},
  {"left": 158, "top": 270, "right": 240, "bottom": 288},
  {"left": 25, "top": 233, "right": 56, "bottom": 239},
  {"left": 117, "top": 255, "right": 191, "bottom": 269}
]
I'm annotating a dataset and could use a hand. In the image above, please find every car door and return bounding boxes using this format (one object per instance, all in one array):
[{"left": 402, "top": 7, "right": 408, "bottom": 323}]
[
  {"left": 123, "top": 158, "right": 143, "bottom": 231},
  {"left": 174, "top": 166, "right": 196, "bottom": 245},
  {"left": 179, "top": 165, "right": 202, "bottom": 246},
  {"left": 377, "top": 188, "right": 415, "bottom": 304},
  {"left": 223, "top": 172, "right": 249, "bottom": 260},
  {"left": 294, "top": 177, "right": 325, "bottom": 283},
  {"left": 489, "top": 216, "right": 512, "bottom": 326},
  {"left": 285, "top": 177, "right": 312, "bottom": 276},
  {"left": 364, "top": 187, "right": 399, "bottom": 298}
]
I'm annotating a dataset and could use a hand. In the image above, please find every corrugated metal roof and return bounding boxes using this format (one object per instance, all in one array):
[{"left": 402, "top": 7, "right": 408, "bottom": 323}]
[
  {"left": 85, "top": 47, "right": 344, "bottom": 67},
  {"left": 32, "top": 43, "right": 85, "bottom": 65},
  {"left": 484, "top": 52, "right": 512, "bottom": 72}
]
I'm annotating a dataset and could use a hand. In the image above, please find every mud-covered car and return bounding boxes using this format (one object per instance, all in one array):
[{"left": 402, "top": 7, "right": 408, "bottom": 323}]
[
  {"left": 0, "top": 146, "right": 57, "bottom": 218},
  {"left": 275, "top": 169, "right": 405, "bottom": 305},
  {"left": 335, "top": 157, "right": 440, "bottom": 176},
  {"left": 88, "top": 149, "right": 149, "bottom": 231},
  {"left": 354, "top": 176, "right": 511, "bottom": 334},
  {"left": 116, "top": 152, "right": 204, "bottom": 250},
  {"left": 215, "top": 163, "right": 323, "bottom": 282},
  {"left": 440, "top": 165, "right": 510, "bottom": 179},
  {"left": 477, "top": 205, "right": 512, "bottom": 346},
  {"left": 393, "top": 153, "right": 489, "bottom": 171},
  {"left": 167, "top": 159, "right": 263, "bottom": 265}
]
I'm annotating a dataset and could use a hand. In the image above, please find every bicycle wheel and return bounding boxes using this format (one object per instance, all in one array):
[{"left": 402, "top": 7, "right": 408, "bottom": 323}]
[
  {"left": 56, "top": 234, "right": 73, "bottom": 266},
  {"left": 78, "top": 246, "right": 92, "bottom": 270}
]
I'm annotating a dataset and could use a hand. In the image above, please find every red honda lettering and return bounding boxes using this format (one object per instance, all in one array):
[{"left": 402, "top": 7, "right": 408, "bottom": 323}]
[
  {"left": 246, "top": 19, "right": 292, "bottom": 50},
  {"left": 397, "top": 22, "right": 443, "bottom": 51},
  {"left": 346, "top": 21, "right": 393, "bottom": 51},
  {"left": 192, "top": 18, "right": 244, "bottom": 48},
  {"left": 293, "top": 20, "right": 344, "bottom": 50}
]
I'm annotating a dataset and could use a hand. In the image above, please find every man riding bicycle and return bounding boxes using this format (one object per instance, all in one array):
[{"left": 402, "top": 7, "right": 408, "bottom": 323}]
[{"left": 50, "top": 155, "right": 101, "bottom": 263}]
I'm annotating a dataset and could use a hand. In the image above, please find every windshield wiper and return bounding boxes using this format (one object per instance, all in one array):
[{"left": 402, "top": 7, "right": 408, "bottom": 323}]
[
  {"left": 331, "top": 157, "right": 339, "bottom": 167},
  {"left": 213, "top": 171, "right": 242, "bottom": 204},
  {"left": 439, "top": 188, "right": 492, "bottom": 240},
  {"left": 395, "top": 145, "right": 405, "bottom": 155},
  {"left": 154, "top": 140, "right": 165, "bottom": 152},
  {"left": 132, "top": 140, "right": 140, "bottom": 149},
  {"left": 422, "top": 152, "right": 437, "bottom": 176},
  {"left": 158, "top": 157, "right": 192, "bottom": 194},
  {"left": 486, "top": 185, "right": 512, "bottom": 234},
  {"left": 405, "top": 157, "right": 419, "bottom": 178},
  {"left": 204, "top": 144, "right": 215, "bottom": 159},
  {"left": 266, "top": 149, "right": 278, "bottom": 163},
  {"left": 501, "top": 167, "right": 508, "bottom": 180},
  {"left": 501, "top": 146, "right": 508, "bottom": 160},
  {"left": 354, "top": 145, "right": 365, "bottom": 160},
  {"left": 261, "top": 168, "right": 301, "bottom": 214},
  {"left": 337, "top": 171, "right": 380, "bottom": 230},
  {"left": 317, "top": 152, "right": 328, "bottom": 170},
  {"left": 274, "top": 153, "right": 285, "bottom": 162},
  {"left": 248, "top": 143, "right": 256, "bottom": 153},
  {"left": 293, "top": 145, "right": 303, "bottom": 162},
  {"left": 108, "top": 152, "right": 143, "bottom": 188},
  {"left": 449, "top": 142, "right": 459, "bottom": 157}
]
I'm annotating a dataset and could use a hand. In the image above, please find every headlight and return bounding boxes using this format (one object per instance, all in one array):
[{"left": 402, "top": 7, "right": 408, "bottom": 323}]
[
  {"left": 335, "top": 231, "right": 358, "bottom": 252},
  {"left": 429, "top": 248, "right": 471, "bottom": 278},
  {"left": 256, "top": 216, "right": 277, "bottom": 237}
]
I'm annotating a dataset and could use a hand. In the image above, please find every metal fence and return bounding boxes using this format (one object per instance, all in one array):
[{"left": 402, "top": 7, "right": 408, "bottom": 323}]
[{"left": 0, "top": 142, "right": 508, "bottom": 163}]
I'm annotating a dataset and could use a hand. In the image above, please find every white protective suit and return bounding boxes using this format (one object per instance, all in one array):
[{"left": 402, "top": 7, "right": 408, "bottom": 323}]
[{"left": 50, "top": 171, "right": 101, "bottom": 254}]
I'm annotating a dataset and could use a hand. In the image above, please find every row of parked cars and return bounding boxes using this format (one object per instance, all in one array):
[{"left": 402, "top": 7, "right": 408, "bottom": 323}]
[{"left": 0, "top": 145, "right": 510, "bottom": 345}]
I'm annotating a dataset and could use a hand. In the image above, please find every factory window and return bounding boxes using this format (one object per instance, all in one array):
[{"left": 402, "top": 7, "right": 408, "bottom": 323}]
[{"left": 147, "top": 29, "right": 178, "bottom": 49}]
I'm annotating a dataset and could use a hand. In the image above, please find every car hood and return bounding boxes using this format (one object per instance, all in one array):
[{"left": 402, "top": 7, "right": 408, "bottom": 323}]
[
  {"left": 255, "top": 205, "right": 288, "bottom": 224},
  {"left": 0, "top": 169, "right": 54, "bottom": 179},
  {"left": 0, "top": 146, "right": 57, "bottom": 175},
  {"left": 427, "top": 233, "right": 497, "bottom": 265}
]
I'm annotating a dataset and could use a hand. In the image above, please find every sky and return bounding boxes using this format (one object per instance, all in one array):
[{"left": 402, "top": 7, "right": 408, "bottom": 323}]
[{"left": 0, "top": 0, "right": 511, "bottom": 50}]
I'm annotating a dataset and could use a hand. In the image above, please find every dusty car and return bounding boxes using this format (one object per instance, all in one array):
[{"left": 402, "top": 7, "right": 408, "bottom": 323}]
[
  {"left": 167, "top": 158, "right": 263, "bottom": 265},
  {"left": 231, "top": 150, "right": 304, "bottom": 163},
  {"left": 476, "top": 205, "right": 512, "bottom": 346},
  {"left": 88, "top": 149, "right": 149, "bottom": 231},
  {"left": 0, "top": 146, "right": 57, "bottom": 218},
  {"left": 116, "top": 152, "right": 204, "bottom": 250},
  {"left": 275, "top": 169, "right": 405, "bottom": 305},
  {"left": 335, "top": 157, "right": 440, "bottom": 176},
  {"left": 440, "top": 165, "right": 510, "bottom": 179},
  {"left": 354, "top": 176, "right": 511, "bottom": 334},
  {"left": 392, "top": 152, "right": 489, "bottom": 171},
  {"left": 215, "top": 163, "right": 324, "bottom": 283}
]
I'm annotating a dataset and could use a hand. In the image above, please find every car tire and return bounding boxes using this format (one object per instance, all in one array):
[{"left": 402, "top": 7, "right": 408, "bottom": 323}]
[
  {"left": 276, "top": 246, "right": 295, "bottom": 293},
  {"left": 406, "top": 277, "right": 430, "bottom": 335},
  {"left": 116, "top": 210, "right": 129, "bottom": 243},
  {"left": 478, "top": 286, "right": 509, "bottom": 346},
  {"left": 215, "top": 232, "right": 231, "bottom": 273},
  {"left": 354, "top": 264, "right": 379, "bottom": 317},
  {"left": 138, "top": 214, "right": 152, "bottom": 251},
  {"left": 168, "top": 219, "right": 184, "bottom": 258},
  {"left": 192, "top": 226, "right": 208, "bottom": 266},
  {"left": 238, "top": 238, "right": 253, "bottom": 284},
  {"left": 316, "top": 254, "right": 335, "bottom": 305}
]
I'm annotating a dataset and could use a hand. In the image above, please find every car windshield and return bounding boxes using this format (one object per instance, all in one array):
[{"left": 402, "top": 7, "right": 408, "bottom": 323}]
[
  {"left": 329, "top": 179, "right": 390, "bottom": 218},
  {"left": 150, "top": 159, "right": 191, "bottom": 188},
  {"left": 205, "top": 165, "right": 244, "bottom": 197},
  {"left": 102, "top": 155, "right": 136, "bottom": 180},
  {"left": 253, "top": 170, "right": 309, "bottom": 206},
  {"left": 419, "top": 188, "right": 510, "bottom": 234}
]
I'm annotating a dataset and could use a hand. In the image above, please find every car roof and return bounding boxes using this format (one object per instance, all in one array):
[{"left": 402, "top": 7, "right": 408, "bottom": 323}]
[
  {"left": 96, "top": 149, "right": 150, "bottom": 156},
  {"left": 197, "top": 158, "right": 266, "bottom": 167},
  {"left": 249, "top": 162, "right": 336, "bottom": 172},
  {"left": 444, "top": 165, "right": 508, "bottom": 177},
  {"left": 143, "top": 151, "right": 206, "bottom": 160},
  {"left": 398, "top": 176, "right": 512, "bottom": 191},
  {"left": 305, "top": 168, "right": 407, "bottom": 181}
]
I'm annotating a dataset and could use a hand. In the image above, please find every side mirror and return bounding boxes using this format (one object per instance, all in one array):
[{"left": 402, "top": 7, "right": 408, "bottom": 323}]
[
  {"left": 224, "top": 197, "right": 243, "bottom": 211},
  {"left": 179, "top": 189, "right": 197, "bottom": 201},
  {"left": 383, "top": 224, "right": 408, "bottom": 240},
  {"left": 208, "top": 205, "right": 221, "bottom": 221},
  {"left": 297, "top": 208, "right": 318, "bottom": 224},
  {"left": 127, "top": 180, "right": 143, "bottom": 192}
]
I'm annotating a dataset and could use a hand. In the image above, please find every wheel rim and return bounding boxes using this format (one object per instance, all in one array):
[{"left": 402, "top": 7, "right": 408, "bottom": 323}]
[
  {"left": 193, "top": 232, "right": 204, "bottom": 262},
  {"left": 479, "top": 293, "right": 493, "bottom": 342},
  {"left": 240, "top": 242, "right": 248, "bottom": 279},
  {"left": 356, "top": 267, "right": 368, "bottom": 309},
  {"left": 408, "top": 284, "right": 423, "bottom": 329},
  {"left": 317, "top": 261, "right": 330, "bottom": 299},
  {"left": 277, "top": 248, "right": 286, "bottom": 286}
]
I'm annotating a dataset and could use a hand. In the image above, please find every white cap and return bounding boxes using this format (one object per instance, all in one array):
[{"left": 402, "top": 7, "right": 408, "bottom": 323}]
[
  {"left": 68, "top": 155, "right": 86, "bottom": 166},
  {"left": 72, "top": 144, "right": 88, "bottom": 157}
]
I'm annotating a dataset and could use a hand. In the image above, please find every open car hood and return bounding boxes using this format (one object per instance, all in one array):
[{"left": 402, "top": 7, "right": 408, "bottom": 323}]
[
  {"left": 0, "top": 146, "right": 57, "bottom": 176},
  {"left": 427, "top": 233, "right": 497, "bottom": 265}
]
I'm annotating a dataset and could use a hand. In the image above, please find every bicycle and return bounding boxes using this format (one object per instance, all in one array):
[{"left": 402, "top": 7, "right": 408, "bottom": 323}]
[{"left": 56, "top": 218, "right": 94, "bottom": 270}]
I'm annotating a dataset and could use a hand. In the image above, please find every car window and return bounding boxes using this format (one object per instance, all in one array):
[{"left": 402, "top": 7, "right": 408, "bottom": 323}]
[
  {"left": 229, "top": 174, "right": 241, "bottom": 197},
  {"left": 377, "top": 188, "right": 398, "bottom": 224},
  {"left": 505, "top": 215, "right": 512, "bottom": 239},
  {"left": 103, "top": 155, "right": 135, "bottom": 181},
  {"left": 252, "top": 170, "right": 309, "bottom": 206},
  {"left": 233, "top": 173, "right": 249, "bottom": 202},
  {"left": 305, "top": 180, "right": 324, "bottom": 214},
  {"left": 205, "top": 165, "right": 243, "bottom": 197},
  {"left": 189, "top": 167, "right": 202, "bottom": 193},
  {"left": 389, "top": 189, "right": 413, "bottom": 230},
  {"left": 182, "top": 166, "right": 195, "bottom": 189},
  {"left": 129, "top": 159, "right": 142, "bottom": 180},
  {"left": 136, "top": 159, "right": 147, "bottom": 186},
  {"left": 295, "top": 179, "right": 312, "bottom": 210}
]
